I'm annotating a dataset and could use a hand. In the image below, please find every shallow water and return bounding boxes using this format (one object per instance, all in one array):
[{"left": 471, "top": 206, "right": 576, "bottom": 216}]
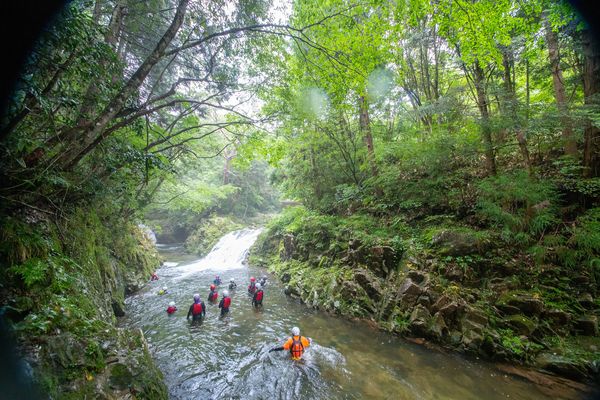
[{"left": 123, "top": 229, "right": 591, "bottom": 400}]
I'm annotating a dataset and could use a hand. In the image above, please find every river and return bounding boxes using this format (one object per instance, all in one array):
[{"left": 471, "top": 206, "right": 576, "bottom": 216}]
[{"left": 122, "top": 228, "right": 594, "bottom": 399}]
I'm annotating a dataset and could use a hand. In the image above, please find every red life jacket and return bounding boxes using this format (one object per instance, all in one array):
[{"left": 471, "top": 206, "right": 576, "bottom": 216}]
[
  {"left": 248, "top": 284, "right": 256, "bottom": 294},
  {"left": 192, "top": 303, "right": 203, "bottom": 316},
  {"left": 209, "top": 291, "right": 218, "bottom": 301},
  {"left": 255, "top": 290, "right": 263, "bottom": 302},
  {"left": 290, "top": 336, "right": 304, "bottom": 360},
  {"left": 222, "top": 296, "right": 231, "bottom": 308},
  {"left": 167, "top": 306, "right": 177, "bottom": 314}
]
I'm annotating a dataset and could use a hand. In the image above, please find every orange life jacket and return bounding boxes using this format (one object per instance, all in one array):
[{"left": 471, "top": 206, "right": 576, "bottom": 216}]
[{"left": 290, "top": 336, "right": 305, "bottom": 360}]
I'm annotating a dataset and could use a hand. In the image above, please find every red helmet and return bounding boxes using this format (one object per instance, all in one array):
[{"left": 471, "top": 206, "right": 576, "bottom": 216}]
[
  {"left": 210, "top": 284, "right": 215, "bottom": 290},
  {"left": 250, "top": 277, "right": 256, "bottom": 282}
]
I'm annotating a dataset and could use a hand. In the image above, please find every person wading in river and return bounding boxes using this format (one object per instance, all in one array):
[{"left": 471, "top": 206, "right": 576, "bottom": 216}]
[
  {"left": 228, "top": 278, "right": 237, "bottom": 290},
  {"left": 269, "top": 326, "right": 311, "bottom": 360},
  {"left": 218, "top": 290, "right": 231, "bottom": 316},
  {"left": 248, "top": 276, "right": 257, "bottom": 295},
  {"left": 187, "top": 294, "right": 206, "bottom": 321},
  {"left": 166, "top": 301, "right": 177, "bottom": 315},
  {"left": 252, "top": 283, "right": 264, "bottom": 308},
  {"left": 208, "top": 284, "right": 219, "bottom": 303}
]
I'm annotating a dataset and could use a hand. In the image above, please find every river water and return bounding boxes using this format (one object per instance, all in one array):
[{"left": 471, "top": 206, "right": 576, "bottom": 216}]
[{"left": 122, "top": 229, "right": 593, "bottom": 399}]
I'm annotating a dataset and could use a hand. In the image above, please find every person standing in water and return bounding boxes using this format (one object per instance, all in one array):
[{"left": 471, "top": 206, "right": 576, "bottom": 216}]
[
  {"left": 218, "top": 290, "right": 231, "bottom": 316},
  {"left": 187, "top": 294, "right": 206, "bottom": 321},
  {"left": 207, "top": 284, "right": 219, "bottom": 303},
  {"left": 166, "top": 301, "right": 177, "bottom": 315},
  {"left": 214, "top": 275, "right": 222, "bottom": 285},
  {"left": 252, "top": 283, "right": 264, "bottom": 308},
  {"left": 248, "top": 277, "right": 257, "bottom": 295},
  {"left": 269, "top": 326, "right": 311, "bottom": 360},
  {"left": 228, "top": 278, "right": 237, "bottom": 290}
]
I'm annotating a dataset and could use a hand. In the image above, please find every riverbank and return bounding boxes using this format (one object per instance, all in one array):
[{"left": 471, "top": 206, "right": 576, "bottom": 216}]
[
  {"left": 248, "top": 206, "right": 600, "bottom": 386},
  {"left": 0, "top": 208, "right": 167, "bottom": 399}
]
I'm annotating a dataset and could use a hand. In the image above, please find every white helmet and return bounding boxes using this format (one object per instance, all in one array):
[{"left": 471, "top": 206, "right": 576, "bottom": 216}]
[
  {"left": 230, "top": 278, "right": 235, "bottom": 282},
  {"left": 223, "top": 290, "right": 229, "bottom": 297},
  {"left": 169, "top": 301, "right": 175, "bottom": 307},
  {"left": 162, "top": 286, "right": 167, "bottom": 291},
  {"left": 255, "top": 283, "right": 261, "bottom": 289},
  {"left": 292, "top": 326, "right": 300, "bottom": 336}
]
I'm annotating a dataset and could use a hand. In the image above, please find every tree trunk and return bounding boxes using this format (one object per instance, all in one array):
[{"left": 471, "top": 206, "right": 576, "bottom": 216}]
[
  {"left": 501, "top": 47, "right": 532, "bottom": 175},
  {"left": 358, "top": 95, "right": 378, "bottom": 178},
  {"left": 58, "top": 0, "right": 190, "bottom": 170},
  {"left": 582, "top": 28, "right": 600, "bottom": 177},
  {"left": 544, "top": 16, "right": 578, "bottom": 157},
  {"left": 473, "top": 61, "right": 496, "bottom": 175}
]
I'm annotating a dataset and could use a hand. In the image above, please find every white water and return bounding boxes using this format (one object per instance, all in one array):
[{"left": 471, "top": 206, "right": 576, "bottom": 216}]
[{"left": 170, "top": 228, "right": 263, "bottom": 280}]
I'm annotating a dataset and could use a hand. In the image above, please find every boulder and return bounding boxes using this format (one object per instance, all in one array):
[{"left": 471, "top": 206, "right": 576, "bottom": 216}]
[
  {"left": 544, "top": 309, "right": 571, "bottom": 327},
  {"left": 463, "top": 306, "right": 488, "bottom": 326},
  {"left": 461, "top": 328, "right": 484, "bottom": 350},
  {"left": 354, "top": 269, "right": 383, "bottom": 301},
  {"left": 430, "top": 312, "right": 449, "bottom": 340},
  {"left": 502, "top": 315, "right": 537, "bottom": 336},
  {"left": 280, "top": 272, "right": 291, "bottom": 283},
  {"left": 430, "top": 229, "right": 485, "bottom": 256},
  {"left": 444, "top": 264, "right": 464, "bottom": 282},
  {"left": 409, "top": 304, "right": 431, "bottom": 336},
  {"left": 578, "top": 293, "right": 595, "bottom": 309},
  {"left": 369, "top": 245, "right": 399, "bottom": 277},
  {"left": 111, "top": 299, "right": 126, "bottom": 317},
  {"left": 496, "top": 291, "right": 544, "bottom": 316},
  {"left": 397, "top": 278, "right": 423, "bottom": 307},
  {"left": 574, "top": 316, "right": 598, "bottom": 336},
  {"left": 282, "top": 234, "right": 296, "bottom": 260},
  {"left": 536, "top": 353, "right": 589, "bottom": 380},
  {"left": 407, "top": 270, "right": 428, "bottom": 286}
]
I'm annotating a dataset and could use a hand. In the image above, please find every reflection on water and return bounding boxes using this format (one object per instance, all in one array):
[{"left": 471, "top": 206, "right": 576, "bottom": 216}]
[{"left": 123, "top": 229, "right": 591, "bottom": 400}]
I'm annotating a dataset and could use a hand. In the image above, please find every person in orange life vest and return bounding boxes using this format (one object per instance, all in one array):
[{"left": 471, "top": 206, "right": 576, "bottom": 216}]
[
  {"left": 151, "top": 272, "right": 159, "bottom": 281},
  {"left": 248, "top": 277, "right": 257, "bottom": 295},
  {"left": 269, "top": 326, "right": 311, "bottom": 360},
  {"left": 187, "top": 294, "right": 206, "bottom": 321},
  {"left": 218, "top": 290, "right": 231, "bottom": 316},
  {"left": 166, "top": 301, "right": 177, "bottom": 315},
  {"left": 207, "top": 284, "right": 219, "bottom": 302},
  {"left": 252, "top": 283, "right": 264, "bottom": 308}
]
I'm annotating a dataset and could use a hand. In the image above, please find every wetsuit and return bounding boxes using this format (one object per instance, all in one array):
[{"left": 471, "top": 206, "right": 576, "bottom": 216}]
[
  {"left": 208, "top": 290, "right": 218, "bottom": 302},
  {"left": 218, "top": 296, "right": 231, "bottom": 316},
  {"left": 248, "top": 283, "right": 256, "bottom": 295},
  {"left": 252, "top": 289, "right": 264, "bottom": 308},
  {"left": 269, "top": 335, "right": 311, "bottom": 360},
  {"left": 229, "top": 282, "right": 237, "bottom": 290},
  {"left": 187, "top": 301, "right": 206, "bottom": 321}
]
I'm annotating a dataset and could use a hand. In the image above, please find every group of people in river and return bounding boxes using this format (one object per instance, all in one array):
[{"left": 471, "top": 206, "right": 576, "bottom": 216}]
[
  {"left": 150, "top": 271, "right": 311, "bottom": 359},
  {"left": 152, "top": 273, "right": 267, "bottom": 319}
]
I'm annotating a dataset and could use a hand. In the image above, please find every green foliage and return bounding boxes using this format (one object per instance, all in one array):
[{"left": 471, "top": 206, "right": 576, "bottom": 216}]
[{"left": 477, "top": 172, "right": 560, "bottom": 242}]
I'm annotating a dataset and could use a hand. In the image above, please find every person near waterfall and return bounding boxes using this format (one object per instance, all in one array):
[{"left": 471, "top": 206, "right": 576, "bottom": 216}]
[
  {"left": 207, "top": 284, "right": 219, "bottom": 303},
  {"left": 252, "top": 283, "right": 264, "bottom": 308},
  {"left": 187, "top": 294, "right": 206, "bottom": 321},
  {"left": 228, "top": 278, "right": 237, "bottom": 290},
  {"left": 218, "top": 290, "right": 231, "bottom": 316},
  {"left": 269, "top": 326, "right": 311, "bottom": 360},
  {"left": 248, "top": 277, "right": 257, "bottom": 295}
]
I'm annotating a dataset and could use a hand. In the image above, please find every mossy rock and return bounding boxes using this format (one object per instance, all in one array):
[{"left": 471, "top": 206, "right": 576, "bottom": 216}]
[{"left": 502, "top": 314, "right": 537, "bottom": 336}]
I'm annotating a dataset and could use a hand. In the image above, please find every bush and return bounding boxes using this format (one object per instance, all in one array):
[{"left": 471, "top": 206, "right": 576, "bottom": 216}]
[{"left": 477, "top": 171, "right": 560, "bottom": 243}]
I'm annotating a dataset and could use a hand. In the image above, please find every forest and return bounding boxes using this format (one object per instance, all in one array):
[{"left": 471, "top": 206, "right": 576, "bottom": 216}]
[{"left": 0, "top": 0, "right": 598, "bottom": 398}]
